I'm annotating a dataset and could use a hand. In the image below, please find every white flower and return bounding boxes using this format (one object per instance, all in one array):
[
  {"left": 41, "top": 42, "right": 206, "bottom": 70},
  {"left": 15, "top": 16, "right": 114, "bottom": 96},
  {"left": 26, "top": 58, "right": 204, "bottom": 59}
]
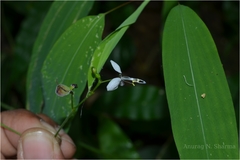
[
  {"left": 106, "top": 77, "right": 122, "bottom": 91},
  {"left": 106, "top": 60, "right": 146, "bottom": 91},
  {"left": 110, "top": 60, "right": 122, "bottom": 74}
]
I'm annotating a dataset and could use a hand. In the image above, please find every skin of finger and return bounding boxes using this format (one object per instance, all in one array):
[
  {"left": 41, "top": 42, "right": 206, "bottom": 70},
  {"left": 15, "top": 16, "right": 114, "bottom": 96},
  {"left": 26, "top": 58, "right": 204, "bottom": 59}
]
[
  {"left": 17, "top": 128, "right": 64, "bottom": 159},
  {"left": 1, "top": 119, "right": 16, "bottom": 158},
  {"left": 1, "top": 152, "right": 5, "bottom": 159},
  {"left": 37, "top": 114, "right": 76, "bottom": 158},
  {"left": 1, "top": 109, "right": 44, "bottom": 158},
  {"left": 1, "top": 109, "right": 75, "bottom": 158}
]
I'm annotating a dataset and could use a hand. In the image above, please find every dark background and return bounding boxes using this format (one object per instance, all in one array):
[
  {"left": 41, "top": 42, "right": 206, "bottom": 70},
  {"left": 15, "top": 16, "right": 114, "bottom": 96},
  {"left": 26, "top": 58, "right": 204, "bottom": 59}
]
[{"left": 1, "top": 1, "right": 239, "bottom": 158}]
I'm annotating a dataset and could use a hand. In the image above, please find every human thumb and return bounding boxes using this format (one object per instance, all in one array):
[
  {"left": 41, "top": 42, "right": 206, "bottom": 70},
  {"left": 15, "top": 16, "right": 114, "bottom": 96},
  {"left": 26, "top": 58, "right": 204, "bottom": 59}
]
[{"left": 17, "top": 128, "right": 64, "bottom": 159}]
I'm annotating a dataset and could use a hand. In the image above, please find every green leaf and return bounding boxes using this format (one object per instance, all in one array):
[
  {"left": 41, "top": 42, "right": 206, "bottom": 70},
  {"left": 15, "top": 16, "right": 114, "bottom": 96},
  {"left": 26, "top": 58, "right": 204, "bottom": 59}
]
[
  {"left": 162, "top": 5, "right": 238, "bottom": 159},
  {"left": 41, "top": 14, "right": 105, "bottom": 124},
  {"left": 162, "top": 0, "right": 177, "bottom": 20},
  {"left": 93, "top": 86, "right": 168, "bottom": 121},
  {"left": 27, "top": 1, "right": 94, "bottom": 113},
  {"left": 87, "top": 0, "right": 149, "bottom": 91},
  {"left": 98, "top": 117, "right": 140, "bottom": 158}
]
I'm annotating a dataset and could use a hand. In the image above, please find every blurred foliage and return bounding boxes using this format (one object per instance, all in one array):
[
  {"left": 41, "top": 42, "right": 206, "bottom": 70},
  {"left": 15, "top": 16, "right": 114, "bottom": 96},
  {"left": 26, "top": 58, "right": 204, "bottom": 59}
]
[
  {"left": 2, "top": 1, "right": 52, "bottom": 109},
  {"left": 1, "top": 1, "right": 238, "bottom": 159}
]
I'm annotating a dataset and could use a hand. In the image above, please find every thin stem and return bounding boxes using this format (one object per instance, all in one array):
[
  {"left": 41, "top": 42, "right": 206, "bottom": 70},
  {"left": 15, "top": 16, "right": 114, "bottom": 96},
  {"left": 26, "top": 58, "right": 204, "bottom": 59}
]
[
  {"left": 71, "top": 93, "right": 74, "bottom": 109},
  {"left": 1, "top": 123, "right": 21, "bottom": 136},
  {"left": 55, "top": 92, "right": 74, "bottom": 137},
  {"left": 104, "top": 1, "right": 131, "bottom": 15},
  {"left": 156, "top": 135, "right": 173, "bottom": 159},
  {"left": 79, "top": 142, "right": 114, "bottom": 157},
  {"left": 55, "top": 83, "right": 97, "bottom": 136},
  {"left": 55, "top": 73, "right": 112, "bottom": 136},
  {"left": 54, "top": 108, "right": 76, "bottom": 137},
  {"left": 101, "top": 79, "right": 112, "bottom": 83},
  {"left": 79, "top": 91, "right": 93, "bottom": 117},
  {"left": 78, "top": 78, "right": 113, "bottom": 115},
  {"left": 75, "top": 91, "right": 93, "bottom": 109},
  {"left": 1, "top": 102, "right": 16, "bottom": 110}
]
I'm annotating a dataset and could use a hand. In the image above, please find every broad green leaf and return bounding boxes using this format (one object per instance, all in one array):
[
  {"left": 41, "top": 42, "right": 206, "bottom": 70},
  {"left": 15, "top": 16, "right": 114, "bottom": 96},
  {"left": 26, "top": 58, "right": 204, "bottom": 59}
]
[
  {"left": 162, "top": 5, "right": 238, "bottom": 159},
  {"left": 93, "top": 86, "right": 168, "bottom": 120},
  {"left": 27, "top": 1, "right": 93, "bottom": 113},
  {"left": 87, "top": 0, "right": 149, "bottom": 91},
  {"left": 162, "top": 0, "right": 177, "bottom": 20},
  {"left": 98, "top": 117, "right": 140, "bottom": 158},
  {"left": 41, "top": 15, "right": 105, "bottom": 124}
]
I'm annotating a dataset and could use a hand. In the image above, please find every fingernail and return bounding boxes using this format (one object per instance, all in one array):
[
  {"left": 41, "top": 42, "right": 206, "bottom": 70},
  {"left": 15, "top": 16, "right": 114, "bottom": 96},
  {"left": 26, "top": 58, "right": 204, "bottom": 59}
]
[
  {"left": 19, "top": 129, "right": 59, "bottom": 159},
  {"left": 40, "top": 119, "right": 61, "bottom": 144},
  {"left": 55, "top": 125, "right": 65, "bottom": 135},
  {"left": 55, "top": 125, "right": 75, "bottom": 147},
  {"left": 39, "top": 118, "right": 56, "bottom": 133}
]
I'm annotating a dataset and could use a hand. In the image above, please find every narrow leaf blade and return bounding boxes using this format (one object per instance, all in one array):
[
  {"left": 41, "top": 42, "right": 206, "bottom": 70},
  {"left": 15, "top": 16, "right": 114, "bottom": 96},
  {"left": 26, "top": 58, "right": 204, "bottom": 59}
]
[
  {"left": 41, "top": 15, "right": 105, "bottom": 124},
  {"left": 87, "top": 0, "right": 149, "bottom": 90},
  {"left": 162, "top": 5, "right": 238, "bottom": 159},
  {"left": 27, "top": 1, "right": 94, "bottom": 112}
]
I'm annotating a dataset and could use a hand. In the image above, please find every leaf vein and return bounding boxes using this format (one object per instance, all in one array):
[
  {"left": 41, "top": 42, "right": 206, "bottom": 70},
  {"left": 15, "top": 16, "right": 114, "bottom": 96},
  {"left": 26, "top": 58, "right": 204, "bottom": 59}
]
[{"left": 180, "top": 6, "right": 209, "bottom": 159}]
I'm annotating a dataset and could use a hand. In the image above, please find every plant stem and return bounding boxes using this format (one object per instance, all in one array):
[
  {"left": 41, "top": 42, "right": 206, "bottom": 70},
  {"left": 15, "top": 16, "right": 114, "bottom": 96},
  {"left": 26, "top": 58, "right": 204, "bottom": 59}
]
[
  {"left": 101, "top": 79, "right": 111, "bottom": 83},
  {"left": 104, "top": 1, "right": 131, "bottom": 15},
  {"left": 55, "top": 75, "right": 112, "bottom": 136},
  {"left": 1, "top": 102, "right": 17, "bottom": 110},
  {"left": 71, "top": 93, "right": 74, "bottom": 109},
  {"left": 1, "top": 123, "right": 21, "bottom": 136},
  {"left": 79, "top": 142, "right": 113, "bottom": 157},
  {"left": 54, "top": 107, "right": 76, "bottom": 137}
]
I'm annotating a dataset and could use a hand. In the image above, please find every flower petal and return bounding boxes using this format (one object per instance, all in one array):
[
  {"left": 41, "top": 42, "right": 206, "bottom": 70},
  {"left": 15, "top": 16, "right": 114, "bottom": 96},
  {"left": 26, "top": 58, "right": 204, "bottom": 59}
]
[
  {"left": 110, "top": 60, "right": 122, "bottom": 74},
  {"left": 106, "top": 77, "right": 121, "bottom": 91},
  {"left": 120, "top": 81, "right": 124, "bottom": 86}
]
